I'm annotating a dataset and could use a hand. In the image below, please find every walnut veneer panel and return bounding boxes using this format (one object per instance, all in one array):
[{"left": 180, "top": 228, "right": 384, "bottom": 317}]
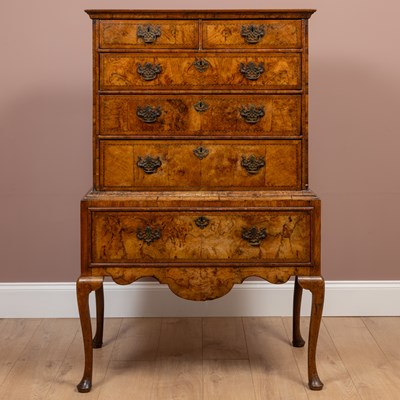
[
  {"left": 99, "top": 140, "right": 301, "bottom": 190},
  {"left": 99, "top": 20, "right": 199, "bottom": 49},
  {"left": 203, "top": 20, "right": 302, "bottom": 49},
  {"left": 99, "top": 95, "right": 301, "bottom": 137},
  {"left": 91, "top": 210, "right": 311, "bottom": 263},
  {"left": 100, "top": 53, "right": 301, "bottom": 90}
]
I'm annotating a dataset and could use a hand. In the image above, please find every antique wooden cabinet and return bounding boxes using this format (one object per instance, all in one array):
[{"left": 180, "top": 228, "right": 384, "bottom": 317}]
[{"left": 77, "top": 9, "right": 324, "bottom": 393}]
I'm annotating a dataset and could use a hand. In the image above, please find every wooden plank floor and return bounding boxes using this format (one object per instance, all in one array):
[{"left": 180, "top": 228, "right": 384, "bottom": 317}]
[{"left": 0, "top": 317, "right": 399, "bottom": 399}]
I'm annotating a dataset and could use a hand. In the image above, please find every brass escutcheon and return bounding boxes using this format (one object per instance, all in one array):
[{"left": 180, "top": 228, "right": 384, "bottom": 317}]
[
  {"left": 193, "top": 145, "right": 209, "bottom": 160},
  {"left": 193, "top": 58, "right": 210, "bottom": 72},
  {"left": 194, "top": 216, "right": 210, "bottom": 229},
  {"left": 193, "top": 101, "right": 209, "bottom": 113}
]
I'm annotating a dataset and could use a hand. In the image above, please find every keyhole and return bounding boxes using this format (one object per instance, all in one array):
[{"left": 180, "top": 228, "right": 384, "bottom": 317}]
[{"left": 223, "top": 28, "right": 231, "bottom": 41}]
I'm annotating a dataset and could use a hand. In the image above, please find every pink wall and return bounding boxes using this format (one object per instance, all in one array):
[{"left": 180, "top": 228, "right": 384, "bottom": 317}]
[{"left": 1, "top": 1, "right": 399, "bottom": 281}]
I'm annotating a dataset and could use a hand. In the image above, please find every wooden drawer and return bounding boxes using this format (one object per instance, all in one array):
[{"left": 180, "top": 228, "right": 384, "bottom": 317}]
[
  {"left": 99, "top": 20, "right": 199, "bottom": 49},
  {"left": 91, "top": 210, "right": 311, "bottom": 264},
  {"left": 100, "top": 53, "right": 301, "bottom": 90},
  {"left": 99, "top": 139, "right": 301, "bottom": 190},
  {"left": 203, "top": 20, "right": 302, "bottom": 49},
  {"left": 99, "top": 94, "right": 301, "bottom": 137}
]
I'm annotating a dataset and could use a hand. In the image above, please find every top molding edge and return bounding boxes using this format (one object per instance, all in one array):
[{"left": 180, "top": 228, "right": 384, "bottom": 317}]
[{"left": 85, "top": 9, "right": 316, "bottom": 20}]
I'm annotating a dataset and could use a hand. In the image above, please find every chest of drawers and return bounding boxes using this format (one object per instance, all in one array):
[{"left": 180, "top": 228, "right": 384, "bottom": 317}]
[{"left": 76, "top": 9, "right": 324, "bottom": 393}]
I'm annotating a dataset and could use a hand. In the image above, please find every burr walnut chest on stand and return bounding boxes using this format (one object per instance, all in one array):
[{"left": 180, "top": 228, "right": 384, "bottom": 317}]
[{"left": 77, "top": 9, "right": 324, "bottom": 393}]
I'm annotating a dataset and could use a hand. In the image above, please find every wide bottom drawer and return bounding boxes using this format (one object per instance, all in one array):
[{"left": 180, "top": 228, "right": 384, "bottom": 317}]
[{"left": 90, "top": 209, "right": 311, "bottom": 264}]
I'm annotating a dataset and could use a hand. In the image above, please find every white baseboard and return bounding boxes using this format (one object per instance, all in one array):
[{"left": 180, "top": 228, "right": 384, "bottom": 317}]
[{"left": 0, "top": 281, "right": 399, "bottom": 318}]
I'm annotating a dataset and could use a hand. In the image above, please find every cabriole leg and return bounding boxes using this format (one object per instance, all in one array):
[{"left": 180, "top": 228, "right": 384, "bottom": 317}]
[
  {"left": 292, "top": 276, "right": 305, "bottom": 347},
  {"left": 297, "top": 276, "right": 325, "bottom": 391},
  {"left": 76, "top": 276, "right": 104, "bottom": 393},
  {"left": 92, "top": 284, "right": 104, "bottom": 348}
]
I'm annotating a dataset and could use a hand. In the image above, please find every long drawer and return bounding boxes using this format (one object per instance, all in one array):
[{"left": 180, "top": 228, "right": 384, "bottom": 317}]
[
  {"left": 99, "top": 94, "right": 301, "bottom": 137},
  {"left": 100, "top": 53, "right": 301, "bottom": 90},
  {"left": 91, "top": 210, "right": 311, "bottom": 264},
  {"left": 99, "top": 139, "right": 301, "bottom": 190}
]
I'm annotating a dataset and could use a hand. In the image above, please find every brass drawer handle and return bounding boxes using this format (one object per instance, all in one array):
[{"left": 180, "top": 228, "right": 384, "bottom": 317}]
[
  {"left": 239, "top": 62, "right": 264, "bottom": 80},
  {"left": 137, "top": 155, "right": 162, "bottom": 174},
  {"left": 240, "top": 24, "right": 266, "bottom": 44},
  {"left": 193, "top": 145, "right": 209, "bottom": 160},
  {"left": 239, "top": 105, "right": 265, "bottom": 124},
  {"left": 136, "top": 105, "right": 162, "bottom": 123},
  {"left": 137, "top": 24, "right": 161, "bottom": 44},
  {"left": 137, "top": 226, "right": 161, "bottom": 245},
  {"left": 242, "top": 227, "right": 267, "bottom": 246},
  {"left": 193, "top": 101, "right": 209, "bottom": 113},
  {"left": 137, "top": 62, "right": 162, "bottom": 81},
  {"left": 193, "top": 58, "right": 210, "bottom": 72},
  {"left": 241, "top": 155, "right": 265, "bottom": 175},
  {"left": 195, "top": 216, "right": 210, "bottom": 229}
]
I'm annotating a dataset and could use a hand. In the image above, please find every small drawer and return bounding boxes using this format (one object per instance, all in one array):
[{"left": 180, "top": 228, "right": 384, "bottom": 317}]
[
  {"left": 91, "top": 210, "right": 311, "bottom": 264},
  {"left": 98, "top": 139, "right": 301, "bottom": 190},
  {"left": 203, "top": 20, "right": 302, "bottom": 49},
  {"left": 99, "top": 20, "right": 199, "bottom": 49},
  {"left": 100, "top": 53, "right": 301, "bottom": 90},
  {"left": 99, "top": 94, "right": 301, "bottom": 137}
]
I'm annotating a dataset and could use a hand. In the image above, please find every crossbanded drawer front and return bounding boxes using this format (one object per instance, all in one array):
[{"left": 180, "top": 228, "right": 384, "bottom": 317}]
[
  {"left": 99, "top": 94, "right": 301, "bottom": 137},
  {"left": 100, "top": 53, "right": 301, "bottom": 90},
  {"left": 99, "top": 139, "right": 301, "bottom": 190},
  {"left": 99, "top": 20, "right": 199, "bottom": 49},
  {"left": 203, "top": 20, "right": 302, "bottom": 49},
  {"left": 91, "top": 210, "right": 311, "bottom": 264}
]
